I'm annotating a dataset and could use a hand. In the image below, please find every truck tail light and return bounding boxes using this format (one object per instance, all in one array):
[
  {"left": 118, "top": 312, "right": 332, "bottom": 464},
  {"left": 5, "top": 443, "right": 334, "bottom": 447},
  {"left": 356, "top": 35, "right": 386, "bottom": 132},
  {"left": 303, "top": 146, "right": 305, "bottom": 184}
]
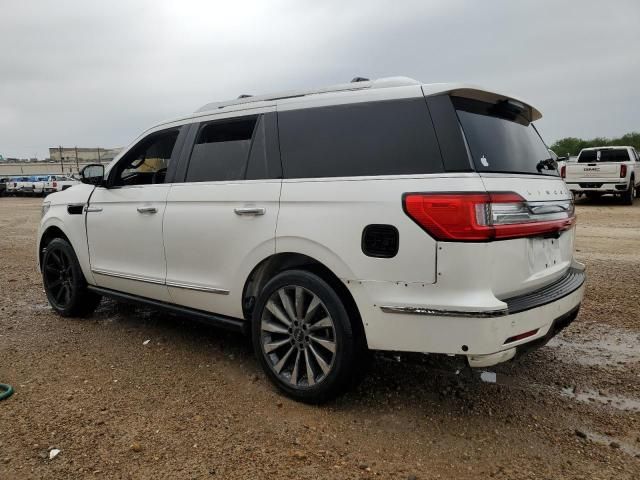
[
  {"left": 560, "top": 165, "right": 566, "bottom": 178},
  {"left": 620, "top": 164, "right": 627, "bottom": 178},
  {"left": 53, "top": 181, "right": 57, "bottom": 188},
  {"left": 403, "top": 192, "right": 575, "bottom": 242}
]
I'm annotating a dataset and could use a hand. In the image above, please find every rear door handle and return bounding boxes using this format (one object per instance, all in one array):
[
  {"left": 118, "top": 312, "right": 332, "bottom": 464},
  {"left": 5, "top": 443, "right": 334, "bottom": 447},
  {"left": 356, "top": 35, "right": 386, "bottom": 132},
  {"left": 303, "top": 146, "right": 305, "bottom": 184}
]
[
  {"left": 234, "top": 207, "right": 266, "bottom": 216},
  {"left": 84, "top": 206, "right": 103, "bottom": 213},
  {"left": 137, "top": 207, "right": 157, "bottom": 214}
]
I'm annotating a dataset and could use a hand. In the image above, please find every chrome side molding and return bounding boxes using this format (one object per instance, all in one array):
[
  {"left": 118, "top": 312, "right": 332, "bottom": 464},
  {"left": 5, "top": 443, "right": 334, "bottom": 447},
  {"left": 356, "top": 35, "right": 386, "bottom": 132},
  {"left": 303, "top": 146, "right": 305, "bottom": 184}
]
[{"left": 166, "top": 280, "right": 229, "bottom": 295}]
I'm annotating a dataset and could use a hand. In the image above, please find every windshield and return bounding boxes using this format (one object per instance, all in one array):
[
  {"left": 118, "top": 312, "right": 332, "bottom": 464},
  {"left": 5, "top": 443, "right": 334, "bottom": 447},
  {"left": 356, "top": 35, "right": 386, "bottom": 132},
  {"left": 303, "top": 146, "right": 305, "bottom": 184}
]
[
  {"left": 578, "top": 149, "right": 629, "bottom": 163},
  {"left": 453, "top": 97, "right": 557, "bottom": 176}
]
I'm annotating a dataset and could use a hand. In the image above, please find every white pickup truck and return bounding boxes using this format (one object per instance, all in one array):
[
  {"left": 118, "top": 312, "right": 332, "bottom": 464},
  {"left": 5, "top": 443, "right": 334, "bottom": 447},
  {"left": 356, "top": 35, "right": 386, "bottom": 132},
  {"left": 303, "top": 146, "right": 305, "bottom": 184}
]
[
  {"left": 564, "top": 146, "right": 640, "bottom": 204},
  {"left": 43, "top": 175, "right": 79, "bottom": 194}
]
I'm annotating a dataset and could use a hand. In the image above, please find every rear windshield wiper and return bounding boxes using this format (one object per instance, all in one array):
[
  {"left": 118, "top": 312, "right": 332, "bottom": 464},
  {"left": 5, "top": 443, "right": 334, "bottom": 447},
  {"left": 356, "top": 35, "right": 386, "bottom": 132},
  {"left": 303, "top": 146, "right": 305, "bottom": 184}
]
[{"left": 536, "top": 158, "right": 557, "bottom": 172}]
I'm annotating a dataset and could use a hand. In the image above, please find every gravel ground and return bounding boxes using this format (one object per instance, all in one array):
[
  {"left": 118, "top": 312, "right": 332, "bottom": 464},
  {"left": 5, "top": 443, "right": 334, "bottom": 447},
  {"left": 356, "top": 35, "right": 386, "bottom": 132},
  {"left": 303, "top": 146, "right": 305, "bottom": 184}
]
[{"left": 0, "top": 196, "right": 639, "bottom": 479}]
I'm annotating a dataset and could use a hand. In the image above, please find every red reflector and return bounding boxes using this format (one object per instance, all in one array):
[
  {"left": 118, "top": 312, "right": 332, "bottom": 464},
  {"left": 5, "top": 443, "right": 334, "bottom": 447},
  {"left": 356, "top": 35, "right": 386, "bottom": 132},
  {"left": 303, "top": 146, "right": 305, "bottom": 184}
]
[
  {"left": 504, "top": 329, "right": 539, "bottom": 344},
  {"left": 620, "top": 164, "right": 627, "bottom": 178},
  {"left": 403, "top": 192, "right": 575, "bottom": 242},
  {"left": 560, "top": 165, "right": 566, "bottom": 178}
]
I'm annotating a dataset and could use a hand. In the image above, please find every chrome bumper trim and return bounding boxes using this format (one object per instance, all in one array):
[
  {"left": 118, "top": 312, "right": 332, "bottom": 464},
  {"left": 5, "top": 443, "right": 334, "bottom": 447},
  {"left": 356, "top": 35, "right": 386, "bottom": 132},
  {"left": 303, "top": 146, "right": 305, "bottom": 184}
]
[{"left": 379, "top": 305, "right": 508, "bottom": 318}]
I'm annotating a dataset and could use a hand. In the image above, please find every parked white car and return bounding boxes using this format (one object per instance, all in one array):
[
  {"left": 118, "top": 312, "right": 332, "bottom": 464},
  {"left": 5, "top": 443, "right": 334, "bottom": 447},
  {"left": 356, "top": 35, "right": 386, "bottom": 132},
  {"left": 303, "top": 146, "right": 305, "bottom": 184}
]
[
  {"left": 564, "top": 146, "right": 640, "bottom": 204},
  {"left": 37, "top": 77, "right": 585, "bottom": 402},
  {"left": 43, "top": 175, "right": 79, "bottom": 194}
]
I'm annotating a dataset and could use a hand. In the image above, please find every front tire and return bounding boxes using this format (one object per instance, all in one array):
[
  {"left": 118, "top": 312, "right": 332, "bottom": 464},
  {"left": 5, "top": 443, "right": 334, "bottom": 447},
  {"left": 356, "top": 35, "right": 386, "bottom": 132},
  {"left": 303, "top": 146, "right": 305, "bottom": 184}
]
[
  {"left": 42, "top": 238, "right": 101, "bottom": 317},
  {"left": 252, "top": 270, "right": 360, "bottom": 403}
]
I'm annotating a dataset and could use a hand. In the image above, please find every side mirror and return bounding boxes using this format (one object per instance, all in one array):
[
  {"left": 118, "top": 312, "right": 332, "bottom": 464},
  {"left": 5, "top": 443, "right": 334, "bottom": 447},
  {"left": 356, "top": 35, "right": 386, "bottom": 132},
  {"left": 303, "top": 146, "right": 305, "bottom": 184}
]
[{"left": 80, "top": 164, "right": 105, "bottom": 186}]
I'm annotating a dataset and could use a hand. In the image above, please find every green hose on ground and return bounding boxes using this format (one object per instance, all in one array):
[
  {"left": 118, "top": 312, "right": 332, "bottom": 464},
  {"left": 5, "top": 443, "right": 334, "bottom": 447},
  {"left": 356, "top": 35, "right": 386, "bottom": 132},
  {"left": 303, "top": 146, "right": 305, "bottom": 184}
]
[{"left": 0, "top": 383, "right": 13, "bottom": 401}]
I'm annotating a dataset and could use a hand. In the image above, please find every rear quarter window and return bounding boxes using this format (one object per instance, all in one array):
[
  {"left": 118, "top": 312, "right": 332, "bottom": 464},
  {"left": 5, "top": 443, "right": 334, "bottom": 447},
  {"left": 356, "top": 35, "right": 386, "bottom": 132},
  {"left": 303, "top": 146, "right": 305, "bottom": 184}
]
[
  {"left": 453, "top": 97, "right": 557, "bottom": 176},
  {"left": 278, "top": 98, "right": 444, "bottom": 179}
]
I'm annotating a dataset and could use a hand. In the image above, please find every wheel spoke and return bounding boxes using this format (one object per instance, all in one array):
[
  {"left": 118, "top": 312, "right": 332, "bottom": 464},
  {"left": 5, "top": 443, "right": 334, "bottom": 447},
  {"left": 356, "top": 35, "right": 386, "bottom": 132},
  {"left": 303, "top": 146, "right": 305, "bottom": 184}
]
[
  {"left": 55, "top": 285, "right": 66, "bottom": 303},
  {"left": 303, "top": 295, "right": 321, "bottom": 323},
  {"left": 308, "top": 316, "right": 333, "bottom": 331},
  {"left": 45, "top": 265, "right": 59, "bottom": 275},
  {"left": 266, "top": 300, "right": 291, "bottom": 327},
  {"left": 261, "top": 320, "right": 289, "bottom": 335},
  {"left": 49, "top": 251, "right": 62, "bottom": 266},
  {"left": 309, "top": 334, "right": 336, "bottom": 353},
  {"left": 48, "top": 279, "right": 62, "bottom": 289},
  {"left": 294, "top": 287, "right": 304, "bottom": 320},
  {"left": 304, "top": 347, "right": 315, "bottom": 386},
  {"left": 63, "top": 285, "right": 71, "bottom": 304},
  {"left": 308, "top": 344, "right": 331, "bottom": 375},
  {"left": 278, "top": 289, "right": 297, "bottom": 324},
  {"left": 273, "top": 346, "right": 295, "bottom": 374},
  {"left": 290, "top": 351, "right": 301, "bottom": 386},
  {"left": 263, "top": 338, "right": 291, "bottom": 354}
]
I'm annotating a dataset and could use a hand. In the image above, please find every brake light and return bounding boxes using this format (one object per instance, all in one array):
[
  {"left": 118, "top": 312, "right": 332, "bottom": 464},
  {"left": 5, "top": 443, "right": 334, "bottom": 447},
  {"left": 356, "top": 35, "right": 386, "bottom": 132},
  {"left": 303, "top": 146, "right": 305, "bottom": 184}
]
[
  {"left": 560, "top": 165, "right": 566, "bottom": 178},
  {"left": 403, "top": 192, "right": 575, "bottom": 242},
  {"left": 620, "top": 164, "right": 627, "bottom": 178},
  {"left": 52, "top": 181, "right": 57, "bottom": 188}
]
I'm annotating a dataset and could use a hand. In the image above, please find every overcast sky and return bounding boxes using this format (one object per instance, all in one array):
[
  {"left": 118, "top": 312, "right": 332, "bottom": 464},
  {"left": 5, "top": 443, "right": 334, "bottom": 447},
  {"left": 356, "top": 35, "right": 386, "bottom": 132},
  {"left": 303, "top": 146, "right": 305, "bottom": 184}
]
[{"left": 1, "top": 0, "right": 638, "bottom": 158}]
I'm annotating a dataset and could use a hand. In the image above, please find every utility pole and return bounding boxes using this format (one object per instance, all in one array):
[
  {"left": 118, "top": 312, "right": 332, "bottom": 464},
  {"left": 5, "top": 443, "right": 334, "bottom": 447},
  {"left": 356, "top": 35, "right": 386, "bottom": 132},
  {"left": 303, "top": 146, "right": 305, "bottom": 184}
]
[
  {"left": 97, "top": 147, "right": 101, "bottom": 163},
  {"left": 58, "top": 146, "right": 64, "bottom": 174},
  {"left": 75, "top": 146, "right": 79, "bottom": 174}
]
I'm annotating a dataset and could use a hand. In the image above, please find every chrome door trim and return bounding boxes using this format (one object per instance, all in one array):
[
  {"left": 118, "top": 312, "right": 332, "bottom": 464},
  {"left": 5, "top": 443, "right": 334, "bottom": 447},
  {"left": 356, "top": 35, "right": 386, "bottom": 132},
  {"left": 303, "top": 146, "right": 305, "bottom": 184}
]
[
  {"left": 91, "top": 268, "right": 165, "bottom": 285},
  {"left": 166, "top": 280, "right": 230, "bottom": 295}
]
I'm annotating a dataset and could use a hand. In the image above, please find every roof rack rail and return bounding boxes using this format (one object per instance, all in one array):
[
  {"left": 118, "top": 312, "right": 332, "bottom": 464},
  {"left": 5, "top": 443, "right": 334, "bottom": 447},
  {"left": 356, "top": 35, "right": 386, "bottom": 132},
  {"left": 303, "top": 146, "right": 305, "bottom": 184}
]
[{"left": 196, "top": 76, "right": 421, "bottom": 113}]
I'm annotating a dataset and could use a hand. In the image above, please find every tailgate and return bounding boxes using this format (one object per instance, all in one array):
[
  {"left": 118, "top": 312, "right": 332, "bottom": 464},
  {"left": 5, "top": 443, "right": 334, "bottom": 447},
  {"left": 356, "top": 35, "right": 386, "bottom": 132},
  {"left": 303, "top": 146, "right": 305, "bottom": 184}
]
[{"left": 566, "top": 162, "right": 620, "bottom": 181}]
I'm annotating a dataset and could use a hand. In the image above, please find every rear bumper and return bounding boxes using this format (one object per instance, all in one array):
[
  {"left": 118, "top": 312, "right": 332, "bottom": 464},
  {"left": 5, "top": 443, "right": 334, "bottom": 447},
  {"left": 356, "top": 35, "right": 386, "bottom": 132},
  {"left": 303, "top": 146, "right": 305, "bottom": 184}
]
[
  {"left": 567, "top": 182, "right": 627, "bottom": 193},
  {"left": 350, "top": 262, "right": 585, "bottom": 360}
]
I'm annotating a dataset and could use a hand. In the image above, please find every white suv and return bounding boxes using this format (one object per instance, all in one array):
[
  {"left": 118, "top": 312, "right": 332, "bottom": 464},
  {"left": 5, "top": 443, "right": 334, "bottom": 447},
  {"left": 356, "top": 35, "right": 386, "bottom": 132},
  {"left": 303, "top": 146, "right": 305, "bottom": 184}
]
[{"left": 37, "top": 77, "right": 585, "bottom": 402}]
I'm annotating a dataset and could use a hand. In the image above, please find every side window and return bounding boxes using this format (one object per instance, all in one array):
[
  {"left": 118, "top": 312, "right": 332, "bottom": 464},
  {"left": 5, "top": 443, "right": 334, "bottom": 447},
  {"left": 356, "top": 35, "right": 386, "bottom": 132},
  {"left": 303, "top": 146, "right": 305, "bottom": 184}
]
[
  {"left": 278, "top": 98, "right": 444, "bottom": 179},
  {"left": 185, "top": 117, "right": 257, "bottom": 183},
  {"left": 112, "top": 128, "right": 180, "bottom": 186}
]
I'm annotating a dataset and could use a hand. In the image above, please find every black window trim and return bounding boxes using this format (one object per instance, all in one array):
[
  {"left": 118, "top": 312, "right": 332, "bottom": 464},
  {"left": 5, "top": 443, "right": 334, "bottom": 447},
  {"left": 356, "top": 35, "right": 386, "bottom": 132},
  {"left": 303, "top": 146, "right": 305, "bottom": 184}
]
[
  {"left": 106, "top": 125, "right": 187, "bottom": 188},
  {"left": 180, "top": 114, "right": 259, "bottom": 184}
]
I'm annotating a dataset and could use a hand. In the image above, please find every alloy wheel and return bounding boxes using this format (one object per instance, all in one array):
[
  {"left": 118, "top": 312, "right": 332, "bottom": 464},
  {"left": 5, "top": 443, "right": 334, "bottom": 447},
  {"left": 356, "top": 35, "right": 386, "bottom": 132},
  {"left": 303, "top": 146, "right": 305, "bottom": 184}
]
[
  {"left": 43, "top": 247, "right": 74, "bottom": 309},
  {"left": 260, "top": 286, "right": 337, "bottom": 387}
]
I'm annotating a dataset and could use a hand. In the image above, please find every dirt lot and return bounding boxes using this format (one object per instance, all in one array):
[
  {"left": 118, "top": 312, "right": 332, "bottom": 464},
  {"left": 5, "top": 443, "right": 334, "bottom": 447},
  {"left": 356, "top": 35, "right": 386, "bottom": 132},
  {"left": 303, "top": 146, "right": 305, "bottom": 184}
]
[{"left": 1, "top": 196, "right": 639, "bottom": 479}]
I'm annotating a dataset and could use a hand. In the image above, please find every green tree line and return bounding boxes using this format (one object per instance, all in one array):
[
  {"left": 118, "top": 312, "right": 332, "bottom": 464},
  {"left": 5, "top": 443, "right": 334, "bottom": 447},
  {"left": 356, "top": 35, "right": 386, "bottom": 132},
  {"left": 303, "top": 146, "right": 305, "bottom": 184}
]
[{"left": 550, "top": 132, "right": 640, "bottom": 157}]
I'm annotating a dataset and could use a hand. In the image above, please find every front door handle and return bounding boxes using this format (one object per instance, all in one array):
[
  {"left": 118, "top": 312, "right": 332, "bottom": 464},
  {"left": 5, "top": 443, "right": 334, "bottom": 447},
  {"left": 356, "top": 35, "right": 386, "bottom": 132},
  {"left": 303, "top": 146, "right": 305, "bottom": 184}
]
[
  {"left": 137, "top": 207, "right": 157, "bottom": 214},
  {"left": 84, "top": 206, "right": 103, "bottom": 213},
  {"left": 234, "top": 207, "right": 266, "bottom": 216}
]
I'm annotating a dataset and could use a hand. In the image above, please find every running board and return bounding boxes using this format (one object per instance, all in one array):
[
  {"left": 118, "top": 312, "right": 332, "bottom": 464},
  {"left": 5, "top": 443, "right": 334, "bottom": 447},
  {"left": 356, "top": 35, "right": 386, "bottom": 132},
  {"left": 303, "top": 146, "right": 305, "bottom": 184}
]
[{"left": 87, "top": 285, "right": 248, "bottom": 334}]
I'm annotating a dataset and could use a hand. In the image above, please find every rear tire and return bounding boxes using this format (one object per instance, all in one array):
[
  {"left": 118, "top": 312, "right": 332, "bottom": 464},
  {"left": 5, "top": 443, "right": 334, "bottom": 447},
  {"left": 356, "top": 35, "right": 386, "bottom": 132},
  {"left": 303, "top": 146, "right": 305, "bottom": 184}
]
[
  {"left": 42, "top": 238, "right": 101, "bottom": 317},
  {"left": 622, "top": 177, "right": 634, "bottom": 205},
  {"left": 252, "top": 269, "right": 361, "bottom": 403}
]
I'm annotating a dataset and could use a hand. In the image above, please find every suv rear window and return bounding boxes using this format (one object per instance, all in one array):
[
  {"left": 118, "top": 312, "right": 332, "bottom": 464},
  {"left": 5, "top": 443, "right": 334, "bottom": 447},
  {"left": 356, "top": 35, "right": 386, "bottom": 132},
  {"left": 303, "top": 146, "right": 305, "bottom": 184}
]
[
  {"left": 453, "top": 97, "right": 557, "bottom": 176},
  {"left": 577, "top": 149, "right": 630, "bottom": 163},
  {"left": 278, "top": 98, "right": 443, "bottom": 179}
]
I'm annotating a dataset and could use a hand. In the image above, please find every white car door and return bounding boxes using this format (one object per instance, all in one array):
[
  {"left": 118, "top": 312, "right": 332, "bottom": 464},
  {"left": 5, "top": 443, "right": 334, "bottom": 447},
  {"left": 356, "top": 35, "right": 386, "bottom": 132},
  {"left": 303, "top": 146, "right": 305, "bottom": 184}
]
[
  {"left": 86, "top": 125, "right": 188, "bottom": 302},
  {"left": 163, "top": 110, "right": 281, "bottom": 318}
]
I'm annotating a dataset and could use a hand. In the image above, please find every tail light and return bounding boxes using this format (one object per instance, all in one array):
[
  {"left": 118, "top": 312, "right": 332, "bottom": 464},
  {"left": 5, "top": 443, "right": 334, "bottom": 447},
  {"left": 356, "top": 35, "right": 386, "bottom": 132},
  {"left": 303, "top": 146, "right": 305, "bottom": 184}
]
[
  {"left": 52, "top": 181, "right": 57, "bottom": 188},
  {"left": 620, "top": 164, "right": 627, "bottom": 178},
  {"left": 560, "top": 165, "right": 566, "bottom": 178},
  {"left": 403, "top": 192, "right": 575, "bottom": 242}
]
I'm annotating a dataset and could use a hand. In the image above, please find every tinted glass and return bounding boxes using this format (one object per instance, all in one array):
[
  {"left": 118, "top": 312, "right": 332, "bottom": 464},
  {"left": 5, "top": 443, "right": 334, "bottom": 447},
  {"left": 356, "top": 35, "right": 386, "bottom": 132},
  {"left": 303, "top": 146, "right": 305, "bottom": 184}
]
[
  {"left": 278, "top": 98, "right": 443, "bottom": 178},
  {"left": 186, "top": 117, "right": 256, "bottom": 182},
  {"left": 116, "top": 130, "right": 179, "bottom": 186},
  {"left": 577, "top": 149, "right": 630, "bottom": 163},
  {"left": 454, "top": 97, "right": 557, "bottom": 176}
]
